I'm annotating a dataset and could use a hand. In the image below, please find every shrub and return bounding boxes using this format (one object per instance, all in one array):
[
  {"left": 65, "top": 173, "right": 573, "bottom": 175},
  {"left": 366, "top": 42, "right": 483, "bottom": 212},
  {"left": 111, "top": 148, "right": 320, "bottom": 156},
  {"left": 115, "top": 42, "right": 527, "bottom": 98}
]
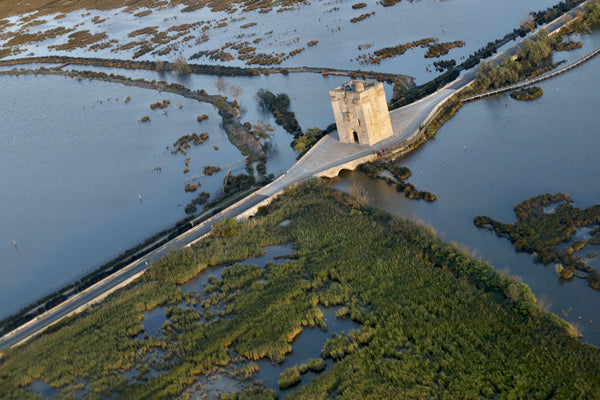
[
  {"left": 307, "top": 358, "right": 326, "bottom": 372},
  {"left": 278, "top": 367, "right": 301, "bottom": 389},
  {"left": 212, "top": 218, "right": 238, "bottom": 237},
  {"left": 172, "top": 55, "right": 191, "bottom": 74},
  {"left": 510, "top": 86, "right": 543, "bottom": 101}
]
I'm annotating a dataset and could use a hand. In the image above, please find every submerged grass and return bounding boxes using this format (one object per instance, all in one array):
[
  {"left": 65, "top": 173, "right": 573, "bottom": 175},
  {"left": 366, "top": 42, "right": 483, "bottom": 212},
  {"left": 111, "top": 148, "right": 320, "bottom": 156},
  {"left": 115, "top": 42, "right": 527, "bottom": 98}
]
[{"left": 0, "top": 181, "right": 599, "bottom": 399}]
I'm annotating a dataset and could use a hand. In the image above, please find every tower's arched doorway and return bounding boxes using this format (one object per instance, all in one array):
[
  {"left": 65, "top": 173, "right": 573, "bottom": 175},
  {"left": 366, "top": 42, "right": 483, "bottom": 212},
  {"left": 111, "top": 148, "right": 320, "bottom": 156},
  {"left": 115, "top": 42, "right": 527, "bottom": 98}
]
[{"left": 353, "top": 131, "right": 359, "bottom": 143}]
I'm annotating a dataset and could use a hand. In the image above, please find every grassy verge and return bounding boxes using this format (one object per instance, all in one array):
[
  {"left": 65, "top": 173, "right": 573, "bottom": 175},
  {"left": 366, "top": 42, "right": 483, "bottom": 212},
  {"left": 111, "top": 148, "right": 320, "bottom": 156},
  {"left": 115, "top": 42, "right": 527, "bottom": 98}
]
[{"left": 1, "top": 181, "right": 598, "bottom": 399}]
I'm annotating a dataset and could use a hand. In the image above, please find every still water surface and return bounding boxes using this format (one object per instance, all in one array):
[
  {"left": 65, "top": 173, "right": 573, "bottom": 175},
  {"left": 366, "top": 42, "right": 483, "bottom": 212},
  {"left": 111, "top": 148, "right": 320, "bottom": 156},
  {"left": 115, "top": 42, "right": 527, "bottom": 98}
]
[{"left": 0, "top": 74, "right": 246, "bottom": 318}]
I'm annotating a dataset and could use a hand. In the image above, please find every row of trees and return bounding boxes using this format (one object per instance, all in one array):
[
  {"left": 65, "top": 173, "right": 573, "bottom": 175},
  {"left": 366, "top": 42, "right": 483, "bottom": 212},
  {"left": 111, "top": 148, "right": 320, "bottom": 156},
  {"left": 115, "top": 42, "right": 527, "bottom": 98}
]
[{"left": 475, "top": 29, "right": 559, "bottom": 90}]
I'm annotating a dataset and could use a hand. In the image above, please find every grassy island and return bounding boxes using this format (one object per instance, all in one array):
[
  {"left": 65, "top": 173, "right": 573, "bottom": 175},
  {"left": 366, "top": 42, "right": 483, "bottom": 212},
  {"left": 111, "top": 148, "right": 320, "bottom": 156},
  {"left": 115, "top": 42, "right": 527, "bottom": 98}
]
[
  {"left": 1, "top": 182, "right": 599, "bottom": 399},
  {"left": 474, "top": 193, "right": 600, "bottom": 290},
  {"left": 510, "top": 86, "right": 543, "bottom": 100}
]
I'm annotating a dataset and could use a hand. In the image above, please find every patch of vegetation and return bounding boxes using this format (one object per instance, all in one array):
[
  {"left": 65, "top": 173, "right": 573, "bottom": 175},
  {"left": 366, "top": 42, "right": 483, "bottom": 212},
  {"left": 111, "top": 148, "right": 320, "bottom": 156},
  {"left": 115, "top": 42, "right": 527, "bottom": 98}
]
[
  {"left": 3, "top": 27, "right": 76, "bottom": 48},
  {"left": 290, "top": 122, "right": 338, "bottom": 158},
  {"left": 150, "top": 99, "right": 170, "bottom": 109},
  {"left": 433, "top": 59, "right": 456, "bottom": 72},
  {"left": 424, "top": 40, "right": 465, "bottom": 58},
  {"left": 510, "top": 86, "right": 543, "bottom": 100},
  {"left": 1, "top": 182, "right": 599, "bottom": 399},
  {"left": 140, "top": 115, "right": 150, "bottom": 122},
  {"left": 360, "top": 161, "right": 436, "bottom": 201},
  {"left": 555, "top": 40, "right": 583, "bottom": 51},
  {"left": 278, "top": 366, "right": 302, "bottom": 389},
  {"left": 211, "top": 218, "right": 238, "bottom": 238},
  {"left": 350, "top": 12, "right": 375, "bottom": 23},
  {"left": 474, "top": 28, "right": 582, "bottom": 92},
  {"left": 255, "top": 89, "right": 302, "bottom": 138},
  {"left": 47, "top": 29, "right": 108, "bottom": 51},
  {"left": 352, "top": 2, "right": 367, "bottom": 8},
  {"left": 197, "top": 114, "right": 209, "bottom": 122},
  {"left": 171, "top": 132, "right": 209, "bottom": 155},
  {"left": 221, "top": 383, "right": 276, "bottom": 400},
  {"left": 220, "top": 172, "right": 256, "bottom": 197},
  {"left": 203, "top": 165, "right": 222, "bottom": 176},
  {"left": 184, "top": 191, "right": 210, "bottom": 215},
  {"left": 184, "top": 182, "right": 199, "bottom": 192},
  {"left": 359, "top": 38, "right": 437, "bottom": 64},
  {"left": 474, "top": 193, "right": 600, "bottom": 289},
  {"left": 133, "top": 10, "right": 152, "bottom": 17},
  {"left": 288, "top": 47, "right": 305, "bottom": 57},
  {"left": 306, "top": 357, "right": 326, "bottom": 372}
]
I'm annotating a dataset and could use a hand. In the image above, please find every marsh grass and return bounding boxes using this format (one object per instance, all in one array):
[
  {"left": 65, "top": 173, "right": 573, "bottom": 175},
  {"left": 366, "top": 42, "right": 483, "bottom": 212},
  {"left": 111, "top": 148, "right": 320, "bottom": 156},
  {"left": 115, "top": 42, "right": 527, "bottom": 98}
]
[
  {"left": 1, "top": 182, "right": 599, "bottom": 399},
  {"left": 474, "top": 193, "right": 600, "bottom": 289}
]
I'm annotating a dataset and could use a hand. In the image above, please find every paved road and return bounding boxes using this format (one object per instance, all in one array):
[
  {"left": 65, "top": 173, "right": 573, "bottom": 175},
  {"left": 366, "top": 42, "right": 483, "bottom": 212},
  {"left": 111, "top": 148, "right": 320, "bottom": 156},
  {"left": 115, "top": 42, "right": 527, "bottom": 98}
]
[{"left": 0, "top": 1, "right": 588, "bottom": 351}]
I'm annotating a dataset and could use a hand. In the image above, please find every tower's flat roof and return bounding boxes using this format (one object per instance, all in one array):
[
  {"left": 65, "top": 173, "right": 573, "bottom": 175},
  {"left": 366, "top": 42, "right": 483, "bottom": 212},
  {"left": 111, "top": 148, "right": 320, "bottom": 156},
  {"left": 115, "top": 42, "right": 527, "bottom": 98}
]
[{"left": 330, "top": 80, "right": 378, "bottom": 93}]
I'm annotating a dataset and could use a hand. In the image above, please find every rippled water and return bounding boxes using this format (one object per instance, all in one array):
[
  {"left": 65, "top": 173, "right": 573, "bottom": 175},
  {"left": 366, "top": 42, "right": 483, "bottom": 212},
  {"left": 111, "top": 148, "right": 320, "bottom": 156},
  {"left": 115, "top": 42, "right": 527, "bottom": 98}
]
[{"left": 333, "top": 43, "right": 600, "bottom": 346}]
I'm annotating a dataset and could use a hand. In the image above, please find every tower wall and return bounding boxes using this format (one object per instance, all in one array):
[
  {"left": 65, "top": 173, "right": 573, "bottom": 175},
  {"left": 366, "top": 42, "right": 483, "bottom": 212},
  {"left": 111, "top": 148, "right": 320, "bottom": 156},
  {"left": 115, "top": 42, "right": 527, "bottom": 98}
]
[{"left": 329, "top": 80, "right": 393, "bottom": 146}]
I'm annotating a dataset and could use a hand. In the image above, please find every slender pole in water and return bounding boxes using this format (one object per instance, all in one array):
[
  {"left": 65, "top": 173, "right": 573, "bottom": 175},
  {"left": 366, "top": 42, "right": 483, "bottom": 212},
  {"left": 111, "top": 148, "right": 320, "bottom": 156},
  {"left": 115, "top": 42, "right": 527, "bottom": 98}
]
[
  {"left": 13, "top": 240, "right": 17, "bottom": 249},
  {"left": 138, "top": 193, "right": 143, "bottom": 205}
]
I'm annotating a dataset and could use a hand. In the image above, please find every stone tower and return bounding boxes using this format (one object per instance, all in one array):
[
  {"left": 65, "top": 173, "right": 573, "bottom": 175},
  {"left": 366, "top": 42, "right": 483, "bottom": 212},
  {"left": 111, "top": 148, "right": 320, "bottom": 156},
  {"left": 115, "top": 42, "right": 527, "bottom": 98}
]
[{"left": 329, "top": 80, "right": 393, "bottom": 146}]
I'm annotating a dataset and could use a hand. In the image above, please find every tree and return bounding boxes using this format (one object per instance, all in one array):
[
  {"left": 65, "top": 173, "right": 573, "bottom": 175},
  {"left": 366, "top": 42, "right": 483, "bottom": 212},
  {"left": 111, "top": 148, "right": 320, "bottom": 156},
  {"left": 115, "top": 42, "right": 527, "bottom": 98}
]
[
  {"left": 517, "top": 35, "right": 551, "bottom": 64},
  {"left": 213, "top": 77, "right": 228, "bottom": 96},
  {"left": 476, "top": 60, "right": 517, "bottom": 90},
  {"left": 228, "top": 85, "right": 243, "bottom": 102},
  {"left": 584, "top": 1, "right": 600, "bottom": 23},
  {"left": 252, "top": 120, "right": 275, "bottom": 146},
  {"left": 172, "top": 55, "right": 191, "bottom": 74},
  {"left": 212, "top": 218, "right": 238, "bottom": 237},
  {"left": 520, "top": 13, "right": 536, "bottom": 32}
]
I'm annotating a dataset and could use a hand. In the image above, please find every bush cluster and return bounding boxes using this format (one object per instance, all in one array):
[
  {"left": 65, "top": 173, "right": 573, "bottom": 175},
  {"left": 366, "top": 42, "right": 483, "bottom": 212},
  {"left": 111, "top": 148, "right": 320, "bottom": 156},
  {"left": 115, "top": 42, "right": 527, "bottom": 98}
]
[{"left": 255, "top": 89, "right": 302, "bottom": 138}]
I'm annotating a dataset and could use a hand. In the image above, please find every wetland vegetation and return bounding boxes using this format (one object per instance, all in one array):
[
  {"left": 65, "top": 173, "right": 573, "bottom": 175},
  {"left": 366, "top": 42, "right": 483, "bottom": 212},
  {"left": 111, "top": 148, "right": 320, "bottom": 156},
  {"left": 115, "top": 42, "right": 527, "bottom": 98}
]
[
  {"left": 359, "top": 161, "right": 436, "bottom": 202},
  {"left": 474, "top": 193, "right": 600, "bottom": 290},
  {"left": 255, "top": 89, "right": 302, "bottom": 139},
  {"left": 1, "top": 182, "right": 599, "bottom": 399},
  {"left": 510, "top": 86, "right": 544, "bottom": 100},
  {"left": 2, "top": 2, "right": 600, "bottom": 398}
]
